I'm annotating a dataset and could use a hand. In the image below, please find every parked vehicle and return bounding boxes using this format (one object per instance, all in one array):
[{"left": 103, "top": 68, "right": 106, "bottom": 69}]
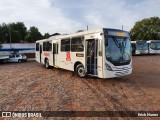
[
  {"left": 147, "top": 40, "right": 160, "bottom": 54},
  {"left": 7, "top": 54, "right": 27, "bottom": 63},
  {"left": 0, "top": 55, "right": 9, "bottom": 63},
  {"left": 131, "top": 40, "right": 148, "bottom": 55},
  {"left": 36, "top": 28, "right": 132, "bottom": 78}
]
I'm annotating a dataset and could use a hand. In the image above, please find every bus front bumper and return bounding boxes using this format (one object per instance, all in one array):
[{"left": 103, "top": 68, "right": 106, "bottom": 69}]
[{"left": 102, "top": 67, "right": 132, "bottom": 78}]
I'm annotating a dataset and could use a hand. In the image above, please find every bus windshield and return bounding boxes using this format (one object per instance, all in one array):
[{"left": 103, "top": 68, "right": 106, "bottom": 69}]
[
  {"left": 105, "top": 36, "right": 131, "bottom": 66},
  {"left": 150, "top": 42, "right": 160, "bottom": 50},
  {"left": 136, "top": 42, "right": 148, "bottom": 50}
]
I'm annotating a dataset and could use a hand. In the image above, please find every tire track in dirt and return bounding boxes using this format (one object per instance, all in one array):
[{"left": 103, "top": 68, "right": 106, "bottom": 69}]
[
  {"left": 112, "top": 78, "right": 150, "bottom": 110},
  {"left": 81, "top": 76, "right": 151, "bottom": 111},
  {"left": 82, "top": 78, "right": 129, "bottom": 111}
]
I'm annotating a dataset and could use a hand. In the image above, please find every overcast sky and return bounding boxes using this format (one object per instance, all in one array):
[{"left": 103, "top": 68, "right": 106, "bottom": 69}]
[{"left": 0, "top": 0, "right": 160, "bottom": 34}]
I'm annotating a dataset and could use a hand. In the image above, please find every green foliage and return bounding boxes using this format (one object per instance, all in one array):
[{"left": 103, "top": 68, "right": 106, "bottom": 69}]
[
  {"left": 130, "top": 17, "right": 160, "bottom": 41},
  {"left": 24, "top": 26, "right": 43, "bottom": 43},
  {"left": 10, "top": 30, "right": 22, "bottom": 43},
  {"left": 43, "top": 33, "right": 50, "bottom": 39},
  {"left": 0, "top": 22, "right": 27, "bottom": 43},
  {"left": 0, "top": 22, "right": 47, "bottom": 43},
  {"left": 9, "top": 22, "right": 27, "bottom": 40},
  {"left": 76, "top": 30, "right": 84, "bottom": 33},
  {"left": 0, "top": 23, "right": 8, "bottom": 43}
]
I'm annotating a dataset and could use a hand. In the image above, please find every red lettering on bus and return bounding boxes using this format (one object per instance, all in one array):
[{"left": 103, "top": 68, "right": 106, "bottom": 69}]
[
  {"left": 66, "top": 52, "right": 71, "bottom": 61},
  {"left": 44, "top": 53, "right": 50, "bottom": 56}
]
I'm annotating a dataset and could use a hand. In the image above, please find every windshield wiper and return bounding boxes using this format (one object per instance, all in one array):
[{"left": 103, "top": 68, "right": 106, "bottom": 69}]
[{"left": 112, "top": 36, "right": 127, "bottom": 59}]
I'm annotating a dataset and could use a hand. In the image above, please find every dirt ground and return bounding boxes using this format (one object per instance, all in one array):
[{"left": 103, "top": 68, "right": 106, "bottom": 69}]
[{"left": 0, "top": 55, "right": 160, "bottom": 119}]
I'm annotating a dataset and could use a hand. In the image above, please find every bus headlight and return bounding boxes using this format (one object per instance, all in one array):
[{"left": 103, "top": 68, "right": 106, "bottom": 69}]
[{"left": 105, "top": 63, "right": 113, "bottom": 71}]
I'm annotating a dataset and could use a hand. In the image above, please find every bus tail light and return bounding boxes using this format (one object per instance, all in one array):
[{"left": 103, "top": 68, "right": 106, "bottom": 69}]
[{"left": 105, "top": 63, "right": 113, "bottom": 71}]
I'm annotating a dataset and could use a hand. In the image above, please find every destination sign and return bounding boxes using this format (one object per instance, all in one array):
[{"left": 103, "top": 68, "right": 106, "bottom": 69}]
[{"left": 107, "top": 31, "right": 129, "bottom": 37}]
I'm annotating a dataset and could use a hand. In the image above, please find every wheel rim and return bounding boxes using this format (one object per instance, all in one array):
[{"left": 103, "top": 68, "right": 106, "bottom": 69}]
[{"left": 78, "top": 66, "right": 85, "bottom": 76}]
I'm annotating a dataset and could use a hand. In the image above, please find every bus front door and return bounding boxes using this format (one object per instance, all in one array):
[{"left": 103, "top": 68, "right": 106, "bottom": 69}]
[
  {"left": 86, "top": 39, "right": 98, "bottom": 75},
  {"left": 40, "top": 45, "right": 42, "bottom": 63},
  {"left": 53, "top": 43, "right": 56, "bottom": 66}
]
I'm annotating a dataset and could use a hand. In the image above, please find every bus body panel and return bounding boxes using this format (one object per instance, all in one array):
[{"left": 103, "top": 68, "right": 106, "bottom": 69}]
[
  {"left": 36, "top": 28, "right": 132, "bottom": 78},
  {"left": 103, "top": 61, "right": 132, "bottom": 78}
]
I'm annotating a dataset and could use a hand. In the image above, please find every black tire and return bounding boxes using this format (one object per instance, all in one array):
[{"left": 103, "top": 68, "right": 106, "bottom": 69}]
[
  {"left": 45, "top": 59, "right": 50, "bottom": 69},
  {"left": 18, "top": 59, "right": 22, "bottom": 63},
  {"left": 76, "top": 64, "right": 86, "bottom": 78},
  {"left": 0, "top": 60, "right": 4, "bottom": 64}
]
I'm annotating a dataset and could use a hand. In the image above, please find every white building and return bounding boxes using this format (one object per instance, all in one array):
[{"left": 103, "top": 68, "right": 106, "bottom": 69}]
[{"left": 0, "top": 43, "right": 35, "bottom": 55}]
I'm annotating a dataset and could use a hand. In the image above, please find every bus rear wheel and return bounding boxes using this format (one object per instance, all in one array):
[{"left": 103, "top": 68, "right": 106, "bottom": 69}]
[
  {"left": 45, "top": 59, "right": 50, "bottom": 69},
  {"left": 76, "top": 64, "right": 86, "bottom": 78}
]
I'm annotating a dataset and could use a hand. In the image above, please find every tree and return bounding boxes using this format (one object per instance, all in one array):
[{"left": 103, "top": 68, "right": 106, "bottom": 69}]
[
  {"left": 0, "top": 23, "right": 8, "bottom": 43},
  {"left": 76, "top": 30, "right": 84, "bottom": 33},
  {"left": 24, "top": 26, "right": 43, "bottom": 43},
  {"left": 0, "top": 22, "right": 27, "bottom": 43},
  {"left": 0, "top": 22, "right": 45, "bottom": 43},
  {"left": 8, "top": 22, "right": 27, "bottom": 41},
  {"left": 43, "top": 33, "right": 50, "bottom": 39},
  {"left": 130, "top": 17, "right": 160, "bottom": 41},
  {"left": 10, "top": 30, "right": 22, "bottom": 43}
]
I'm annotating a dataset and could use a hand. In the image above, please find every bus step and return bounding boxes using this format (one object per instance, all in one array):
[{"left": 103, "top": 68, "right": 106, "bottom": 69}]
[{"left": 87, "top": 74, "right": 98, "bottom": 77}]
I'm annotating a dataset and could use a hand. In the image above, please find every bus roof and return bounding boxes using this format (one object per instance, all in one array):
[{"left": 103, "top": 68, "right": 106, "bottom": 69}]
[
  {"left": 147, "top": 40, "right": 160, "bottom": 42},
  {"left": 36, "top": 28, "right": 129, "bottom": 42},
  {"left": 49, "top": 28, "right": 103, "bottom": 40}
]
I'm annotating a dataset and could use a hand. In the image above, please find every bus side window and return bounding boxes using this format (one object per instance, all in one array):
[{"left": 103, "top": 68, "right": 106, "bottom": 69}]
[
  {"left": 71, "top": 37, "right": 84, "bottom": 52},
  {"left": 61, "top": 39, "right": 70, "bottom": 51},
  {"left": 43, "top": 41, "right": 52, "bottom": 51}
]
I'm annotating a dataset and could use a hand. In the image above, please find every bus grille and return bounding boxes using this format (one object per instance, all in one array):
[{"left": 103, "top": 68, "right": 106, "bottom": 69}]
[{"left": 114, "top": 67, "right": 131, "bottom": 77}]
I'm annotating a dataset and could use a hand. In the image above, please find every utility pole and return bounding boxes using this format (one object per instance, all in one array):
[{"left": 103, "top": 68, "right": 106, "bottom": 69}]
[
  {"left": 8, "top": 27, "right": 12, "bottom": 48},
  {"left": 87, "top": 25, "right": 88, "bottom": 31},
  {"left": 122, "top": 25, "right": 123, "bottom": 30}
]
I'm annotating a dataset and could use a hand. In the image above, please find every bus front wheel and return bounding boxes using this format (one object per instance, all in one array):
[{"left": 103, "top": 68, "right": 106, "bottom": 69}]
[{"left": 76, "top": 64, "right": 86, "bottom": 78}]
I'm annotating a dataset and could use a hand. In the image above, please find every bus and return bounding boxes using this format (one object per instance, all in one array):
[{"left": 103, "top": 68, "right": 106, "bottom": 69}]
[
  {"left": 147, "top": 40, "right": 160, "bottom": 54},
  {"left": 131, "top": 40, "right": 148, "bottom": 55},
  {"left": 36, "top": 28, "right": 132, "bottom": 78}
]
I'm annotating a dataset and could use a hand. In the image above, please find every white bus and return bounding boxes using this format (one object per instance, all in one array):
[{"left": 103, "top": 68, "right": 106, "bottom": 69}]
[
  {"left": 147, "top": 40, "right": 160, "bottom": 54},
  {"left": 131, "top": 40, "right": 148, "bottom": 55},
  {"left": 36, "top": 28, "right": 132, "bottom": 78}
]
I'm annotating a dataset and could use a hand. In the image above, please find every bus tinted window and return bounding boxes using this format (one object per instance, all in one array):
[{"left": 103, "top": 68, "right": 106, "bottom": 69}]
[
  {"left": 53, "top": 43, "right": 58, "bottom": 54},
  {"left": 43, "top": 41, "right": 52, "bottom": 51},
  {"left": 61, "top": 39, "right": 70, "bottom": 51},
  {"left": 71, "top": 37, "right": 84, "bottom": 52},
  {"left": 36, "top": 43, "right": 39, "bottom": 51}
]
